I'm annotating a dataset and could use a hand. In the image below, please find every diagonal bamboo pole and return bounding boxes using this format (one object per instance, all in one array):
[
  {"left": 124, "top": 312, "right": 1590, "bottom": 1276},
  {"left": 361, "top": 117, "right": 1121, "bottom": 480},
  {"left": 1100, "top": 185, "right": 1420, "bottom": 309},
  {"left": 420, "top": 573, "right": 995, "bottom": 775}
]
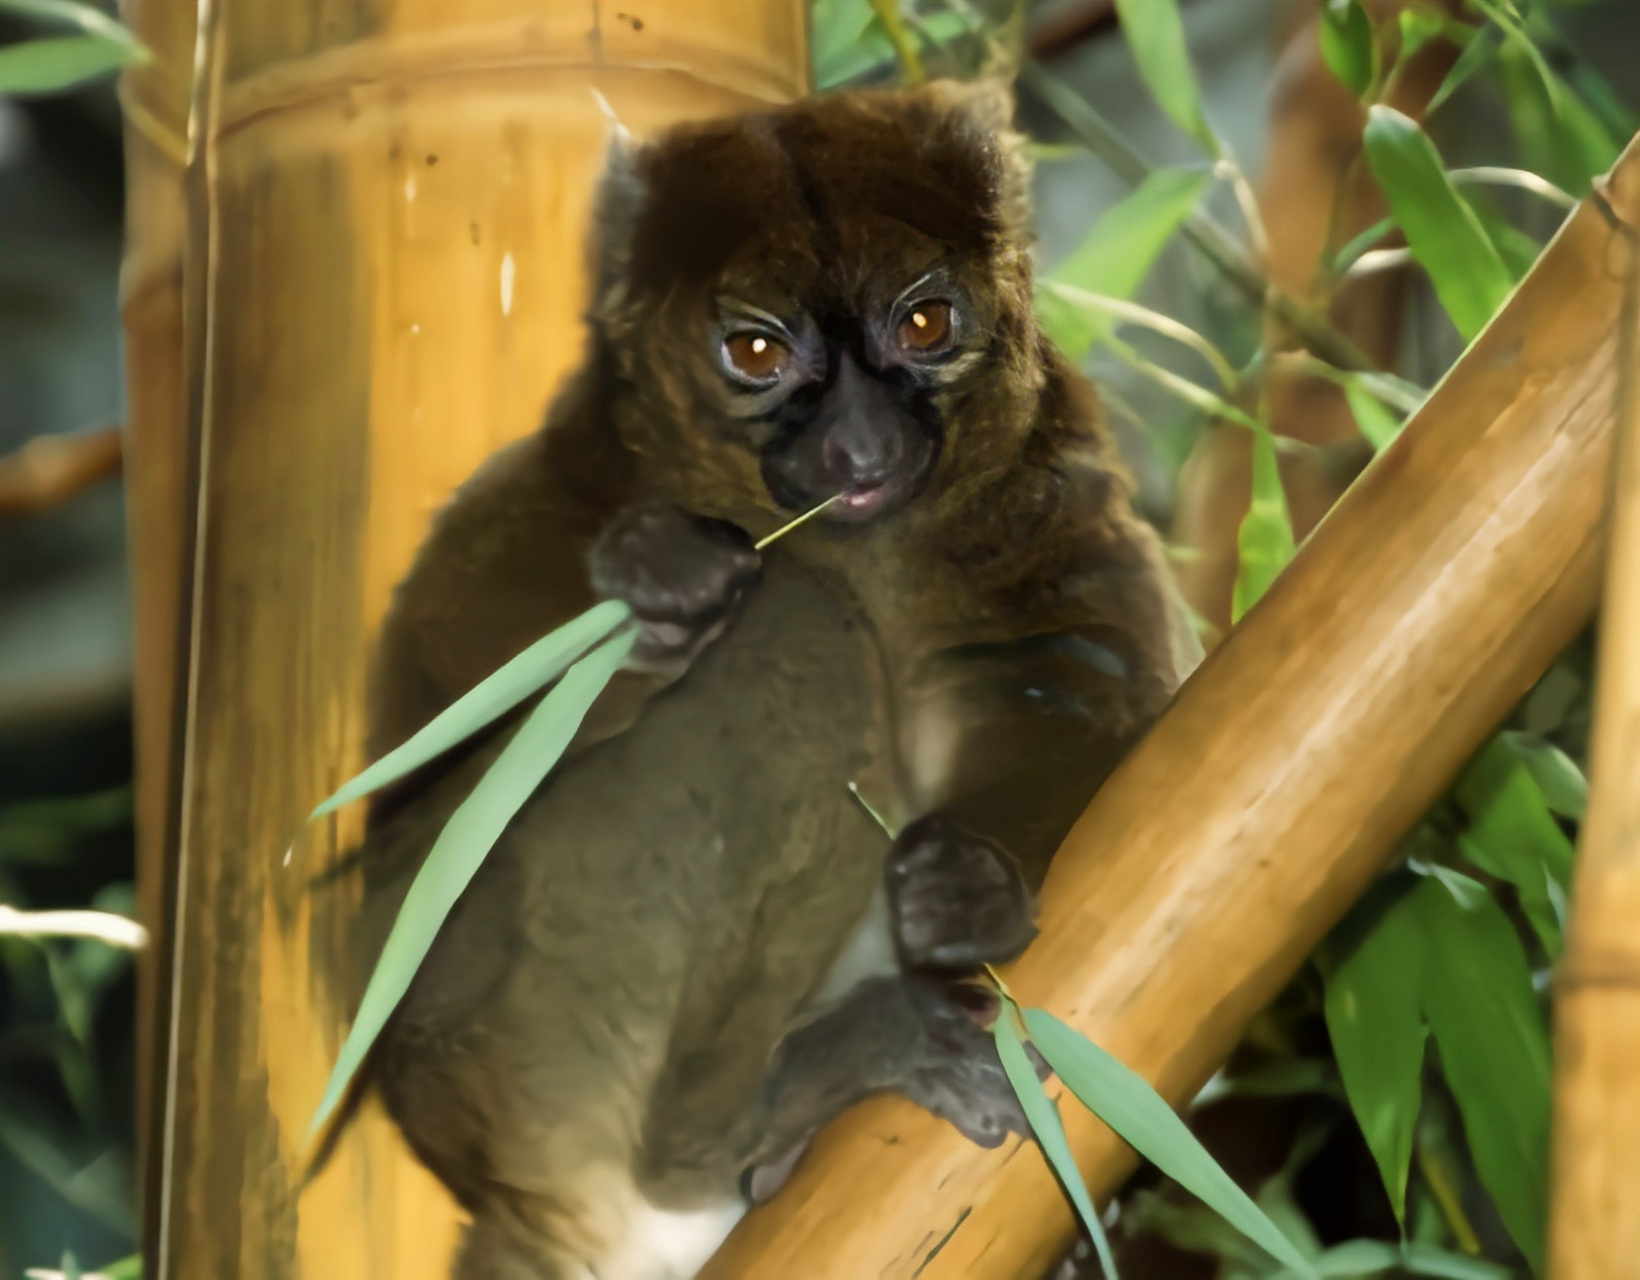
[
  {"left": 1548, "top": 158, "right": 1640, "bottom": 1278},
  {"left": 705, "top": 135, "right": 1640, "bottom": 1280}
]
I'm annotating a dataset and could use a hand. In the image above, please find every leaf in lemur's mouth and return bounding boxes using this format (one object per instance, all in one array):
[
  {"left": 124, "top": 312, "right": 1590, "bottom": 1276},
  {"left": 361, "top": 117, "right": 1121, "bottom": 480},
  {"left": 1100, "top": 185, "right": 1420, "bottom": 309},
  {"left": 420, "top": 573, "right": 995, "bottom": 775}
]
[
  {"left": 308, "top": 625, "right": 636, "bottom": 1139},
  {"left": 307, "top": 597, "right": 634, "bottom": 819},
  {"left": 308, "top": 498, "right": 837, "bottom": 1141}
]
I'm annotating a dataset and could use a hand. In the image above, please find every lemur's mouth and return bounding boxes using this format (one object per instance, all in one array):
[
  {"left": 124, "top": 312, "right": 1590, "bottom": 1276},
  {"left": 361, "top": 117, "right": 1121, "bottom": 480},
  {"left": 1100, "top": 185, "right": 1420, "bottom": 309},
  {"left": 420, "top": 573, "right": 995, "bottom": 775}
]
[
  {"left": 822, "top": 474, "right": 919, "bottom": 524},
  {"left": 840, "top": 480, "right": 890, "bottom": 512}
]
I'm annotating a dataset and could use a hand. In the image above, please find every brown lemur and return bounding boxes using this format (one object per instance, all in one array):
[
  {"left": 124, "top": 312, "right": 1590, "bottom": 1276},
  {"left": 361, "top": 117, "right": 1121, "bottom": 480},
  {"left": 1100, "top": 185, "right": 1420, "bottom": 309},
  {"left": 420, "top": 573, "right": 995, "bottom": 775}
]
[{"left": 352, "top": 79, "right": 1200, "bottom": 1280}]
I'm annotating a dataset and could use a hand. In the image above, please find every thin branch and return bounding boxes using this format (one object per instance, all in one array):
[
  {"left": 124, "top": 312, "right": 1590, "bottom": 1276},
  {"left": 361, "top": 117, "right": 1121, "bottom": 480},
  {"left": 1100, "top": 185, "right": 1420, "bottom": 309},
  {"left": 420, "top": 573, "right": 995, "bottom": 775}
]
[
  {"left": 0, "top": 427, "right": 123, "bottom": 518},
  {"left": 1450, "top": 166, "right": 1578, "bottom": 211},
  {"left": 1346, "top": 247, "right": 1415, "bottom": 281},
  {"left": 1046, "top": 283, "right": 1240, "bottom": 391},
  {"left": 0, "top": 905, "right": 148, "bottom": 949}
]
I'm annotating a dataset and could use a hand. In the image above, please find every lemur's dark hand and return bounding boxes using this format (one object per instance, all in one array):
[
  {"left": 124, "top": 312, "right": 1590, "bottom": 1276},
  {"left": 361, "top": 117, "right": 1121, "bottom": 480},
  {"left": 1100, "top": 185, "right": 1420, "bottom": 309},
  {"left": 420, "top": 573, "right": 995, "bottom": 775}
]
[
  {"left": 886, "top": 813, "right": 1038, "bottom": 972},
  {"left": 588, "top": 504, "right": 761, "bottom": 671}
]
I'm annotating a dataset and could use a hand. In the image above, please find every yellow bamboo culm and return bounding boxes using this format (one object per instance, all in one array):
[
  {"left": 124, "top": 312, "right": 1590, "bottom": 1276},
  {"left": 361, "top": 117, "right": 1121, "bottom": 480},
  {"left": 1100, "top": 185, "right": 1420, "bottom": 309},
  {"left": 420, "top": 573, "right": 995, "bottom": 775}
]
[
  {"left": 124, "top": 3, "right": 809, "bottom": 1277},
  {"left": 117, "top": 0, "right": 196, "bottom": 1253},
  {"left": 704, "top": 136, "right": 1640, "bottom": 1280},
  {"left": 1547, "top": 171, "right": 1640, "bottom": 1277}
]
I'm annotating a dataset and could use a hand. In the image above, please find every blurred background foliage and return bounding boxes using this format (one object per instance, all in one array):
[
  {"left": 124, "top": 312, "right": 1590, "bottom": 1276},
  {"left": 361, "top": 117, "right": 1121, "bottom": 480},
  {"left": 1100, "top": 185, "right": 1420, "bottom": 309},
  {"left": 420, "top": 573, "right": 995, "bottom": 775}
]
[{"left": 0, "top": 0, "right": 1636, "bottom": 1275}]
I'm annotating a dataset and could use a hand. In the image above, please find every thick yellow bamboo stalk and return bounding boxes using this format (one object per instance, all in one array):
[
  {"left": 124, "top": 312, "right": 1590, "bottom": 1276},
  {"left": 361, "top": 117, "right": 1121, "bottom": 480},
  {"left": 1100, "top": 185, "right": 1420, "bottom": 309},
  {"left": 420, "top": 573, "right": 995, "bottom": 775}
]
[
  {"left": 1548, "top": 169, "right": 1640, "bottom": 1277},
  {"left": 145, "top": 5, "right": 808, "bottom": 1277},
  {"left": 705, "top": 138, "right": 1640, "bottom": 1280},
  {"left": 117, "top": 0, "right": 194, "bottom": 1253}
]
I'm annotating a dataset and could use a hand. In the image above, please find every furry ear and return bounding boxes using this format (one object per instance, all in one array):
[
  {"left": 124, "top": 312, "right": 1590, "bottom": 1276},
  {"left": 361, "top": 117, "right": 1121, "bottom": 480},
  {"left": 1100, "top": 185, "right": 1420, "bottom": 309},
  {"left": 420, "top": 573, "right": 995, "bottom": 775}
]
[
  {"left": 920, "top": 75, "right": 1017, "bottom": 139},
  {"left": 587, "top": 111, "right": 647, "bottom": 318},
  {"left": 917, "top": 77, "right": 1032, "bottom": 237}
]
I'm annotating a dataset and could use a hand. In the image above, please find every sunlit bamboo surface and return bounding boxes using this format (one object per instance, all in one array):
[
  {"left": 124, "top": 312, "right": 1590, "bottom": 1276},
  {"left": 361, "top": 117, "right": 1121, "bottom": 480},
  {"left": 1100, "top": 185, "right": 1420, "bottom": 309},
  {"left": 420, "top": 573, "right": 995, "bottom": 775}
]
[
  {"left": 124, "top": 3, "right": 809, "bottom": 1276},
  {"left": 703, "top": 135, "right": 1640, "bottom": 1280},
  {"left": 1548, "top": 165, "right": 1640, "bottom": 1278},
  {"left": 116, "top": 0, "right": 194, "bottom": 1252}
]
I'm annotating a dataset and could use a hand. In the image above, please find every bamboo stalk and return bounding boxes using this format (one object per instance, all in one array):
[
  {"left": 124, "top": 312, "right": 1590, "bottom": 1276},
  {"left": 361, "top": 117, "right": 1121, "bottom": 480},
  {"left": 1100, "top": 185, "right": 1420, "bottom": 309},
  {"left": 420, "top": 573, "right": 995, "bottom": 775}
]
[
  {"left": 142, "top": 4, "right": 809, "bottom": 1277},
  {"left": 1547, "top": 158, "right": 1640, "bottom": 1279},
  {"left": 116, "top": 0, "right": 196, "bottom": 1261},
  {"left": 703, "top": 135, "right": 1640, "bottom": 1280}
]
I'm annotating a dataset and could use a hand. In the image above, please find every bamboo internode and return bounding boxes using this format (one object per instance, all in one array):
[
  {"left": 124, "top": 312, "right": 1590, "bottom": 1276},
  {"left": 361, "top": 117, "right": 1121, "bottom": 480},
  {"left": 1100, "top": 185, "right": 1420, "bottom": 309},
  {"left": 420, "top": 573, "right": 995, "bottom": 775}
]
[
  {"left": 1548, "top": 159, "right": 1640, "bottom": 1279},
  {"left": 703, "top": 138, "right": 1640, "bottom": 1280},
  {"left": 125, "top": 3, "right": 810, "bottom": 1276}
]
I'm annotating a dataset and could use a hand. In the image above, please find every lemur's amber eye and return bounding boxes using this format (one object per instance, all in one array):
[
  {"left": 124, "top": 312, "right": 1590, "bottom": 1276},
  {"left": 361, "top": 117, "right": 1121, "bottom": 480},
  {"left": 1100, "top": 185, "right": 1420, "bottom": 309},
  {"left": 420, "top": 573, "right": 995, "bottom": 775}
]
[
  {"left": 723, "top": 332, "right": 790, "bottom": 382},
  {"left": 897, "top": 301, "right": 954, "bottom": 353}
]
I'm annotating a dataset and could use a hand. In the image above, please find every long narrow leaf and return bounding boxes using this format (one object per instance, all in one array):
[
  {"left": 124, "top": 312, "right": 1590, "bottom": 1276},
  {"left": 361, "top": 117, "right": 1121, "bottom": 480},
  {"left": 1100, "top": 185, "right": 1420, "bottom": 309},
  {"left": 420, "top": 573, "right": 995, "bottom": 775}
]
[
  {"left": 308, "top": 627, "right": 636, "bottom": 1137},
  {"left": 1427, "top": 25, "right": 1497, "bottom": 117},
  {"left": 309, "top": 599, "right": 631, "bottom": 818},
  {"left": 1494, "top": 39, "right": 1617, "bottom": 195},
  {"left": 1413, "top": 873, "right": 1551, "bottom": 1275},
  {"left": 1363, "top": 107, "right": 1513, "bottom": 342},
  {"left": 1023, "top": 1009, "right": 1316, "bottom": 1276},
  {"left": 0, "top": 0, "right": 142, "bottom": 45},
  {"left": 1037, "top": 168, "right": 1212, "bottom": 361},
  {"left": 1280, "top": 1238, "right": 1511, "bottom": 1278},
  {"left": 1322, "top": 888, "right": 1426, "bottom": 1224},
  {"left": 1111, "top": 0, "right": 1215, "bottom": 153},
  {"left": 994, "top": 1005, "right": 1118, "bottom": 1278},
  {"left": 1048, "top": 168, "right": 1212, "bottom": 302},
  {"left": 0, "top": 34, "right": 136, "bottom": 94},
  {"left": 811, "top": 0, "right": 878, "bottom": 87}
]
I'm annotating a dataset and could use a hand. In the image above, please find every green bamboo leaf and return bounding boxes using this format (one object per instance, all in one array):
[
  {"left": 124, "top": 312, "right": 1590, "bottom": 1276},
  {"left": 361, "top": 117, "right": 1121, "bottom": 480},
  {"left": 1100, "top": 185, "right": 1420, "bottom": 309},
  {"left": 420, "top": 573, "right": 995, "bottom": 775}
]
[
  {"left": 1427, "top": 25, "right": 1496, "bottom": 116},
  {"left": 994, "top": 1005, "right": 1118, "bottom": 1279},
  {"left": 1037, "top": 167, "right": 1212, "bottom": 359},
  {"left": 1494, "top": 39, "right": 1617, "bottom": 194},
  {"left": 1320, "top": 0, "right": 1376, "bottom": 98},
  {"left": 1499, "top": 730, "right": 1587, "bottom": 820},
  {"left": 1330, "top": 216, "right": 1395, "bottom": 275},
  {"left": 1452, "top": 736, "right": 1574, "bottom": 957},
  {"left": 811, "top": 0, "right": 878, "bottom": 87},
  {"left": 1322, "top": 888, "right": 1426, "bottom": 1224},
  {"left": 1111, "top": 0, "right": 1216, "bottom": 152},
  {"left": 1412, "top": 873, "right": 1550, "bottom": 1276},
  {"left": 1343, "top": 381, "right": 1404, "bottom": 451},
  {"left": 1396, "top": 1243, "right": 1515, "bottom": 1279},
  {"left": 98, "top": 1258, "right": 141, "bottom": 1280},
  {"left": 1466, "top": 0, "right": 1563, "bottom": 111},
  {"left": 308, "top": 627, "right": 636, "bottom": 1137},
  {"left": 309, "top": 599, "right": 631, "bottom": 818},
  {"left": 1362, "top": 107, "right": 1514, "bottom": 342},
  {"left": 0, "top": 34, "right": 136, "bottom": 95},
  {"left": 1231, "top": 422, "right": 1295, "bottom": 623},
  {"left": 810, "top": 0, "right": 969, "bottom": 89},
  {"left": 1397, "top": 8, "right": 1457, "bottom": 66},
  {"left": 1023, "top": 1009, "right": 1317, "bottom": 1277},
  {"left": 1281, "top": 1238, "right": 1511, "bottom": 1278},
  {"left": 0, "top": 0, "right": 142, "bottom": 44},
  {"left": 1459, "top": 190, "right": 1543, "bottom": 282},
  {"left": 1468, "top": 0, "right": 1622, "bottom": 185}
]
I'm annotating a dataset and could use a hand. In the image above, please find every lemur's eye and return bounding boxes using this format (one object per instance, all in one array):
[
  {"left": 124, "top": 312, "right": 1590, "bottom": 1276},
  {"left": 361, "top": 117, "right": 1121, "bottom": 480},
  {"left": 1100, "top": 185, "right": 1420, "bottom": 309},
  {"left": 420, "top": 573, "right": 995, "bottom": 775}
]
[
  {"left": 723, "top": 332, "right": 791, "bottom": 382},
  {"left": 897, "top": 301, "right": 954, "bottom": 354}
]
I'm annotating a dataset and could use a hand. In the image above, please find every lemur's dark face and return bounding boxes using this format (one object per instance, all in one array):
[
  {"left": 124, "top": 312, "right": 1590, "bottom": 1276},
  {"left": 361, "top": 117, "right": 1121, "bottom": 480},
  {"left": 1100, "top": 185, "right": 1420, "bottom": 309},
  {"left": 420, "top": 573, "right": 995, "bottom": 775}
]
[{"left": 590, "top": 80, "right": 1042, "bottom": 533}]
